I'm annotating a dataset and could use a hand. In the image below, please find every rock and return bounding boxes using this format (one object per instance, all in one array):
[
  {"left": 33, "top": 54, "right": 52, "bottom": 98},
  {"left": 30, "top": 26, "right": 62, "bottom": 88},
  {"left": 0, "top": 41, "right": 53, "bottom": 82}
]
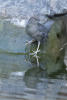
[
  {"left": 42, "top": 19, "right": 66, "bottom": 55},
  {"left": 0, "top": 0, "right": 67, "bottom": 21},
  {"left": 49, "top": 0, "right": 67, "bottom": 14},
  {"left": 42, "top": 19, "right": 66, "bottom": 73}
]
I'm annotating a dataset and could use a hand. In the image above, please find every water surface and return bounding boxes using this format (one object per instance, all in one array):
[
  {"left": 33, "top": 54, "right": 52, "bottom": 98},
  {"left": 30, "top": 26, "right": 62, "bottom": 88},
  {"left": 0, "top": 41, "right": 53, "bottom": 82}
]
[{"left": 0, "top": 18, "right": 67, "bottom": 100}]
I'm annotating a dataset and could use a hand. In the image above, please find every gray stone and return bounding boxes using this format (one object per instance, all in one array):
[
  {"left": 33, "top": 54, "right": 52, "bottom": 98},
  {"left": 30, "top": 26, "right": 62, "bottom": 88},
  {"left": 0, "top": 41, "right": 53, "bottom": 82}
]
[{"left": 0, "top": 0, "right": 67, "bottom": 20}]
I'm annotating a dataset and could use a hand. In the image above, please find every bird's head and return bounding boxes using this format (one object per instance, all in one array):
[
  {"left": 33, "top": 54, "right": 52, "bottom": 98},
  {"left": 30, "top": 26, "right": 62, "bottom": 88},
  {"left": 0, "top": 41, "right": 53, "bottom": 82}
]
[{"left": 28, "top": 17, "right": 39, "bottom": 24}]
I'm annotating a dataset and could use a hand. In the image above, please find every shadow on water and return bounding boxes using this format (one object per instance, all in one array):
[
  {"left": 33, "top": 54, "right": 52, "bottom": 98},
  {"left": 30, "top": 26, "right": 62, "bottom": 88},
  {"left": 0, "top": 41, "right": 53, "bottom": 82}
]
[{"left": 0, "top": 19, "right": 67, "bottom": 100}]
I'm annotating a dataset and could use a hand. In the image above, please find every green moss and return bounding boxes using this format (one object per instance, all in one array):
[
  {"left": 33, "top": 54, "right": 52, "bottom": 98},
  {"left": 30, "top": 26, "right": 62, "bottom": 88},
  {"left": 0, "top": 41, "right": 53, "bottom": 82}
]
[
  {"left": 42, "top": 20, "right": 66, "bottom": 74},
  {"left": 45, "top": 20, "right": 65, "bottom": 59}
]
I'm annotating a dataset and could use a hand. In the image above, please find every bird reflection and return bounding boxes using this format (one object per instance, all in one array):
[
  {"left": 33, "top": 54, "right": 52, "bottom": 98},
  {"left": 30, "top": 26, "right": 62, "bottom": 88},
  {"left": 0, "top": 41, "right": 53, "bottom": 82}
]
[{"left": 23, "top": 67, "right": 47, "bottom": 89}]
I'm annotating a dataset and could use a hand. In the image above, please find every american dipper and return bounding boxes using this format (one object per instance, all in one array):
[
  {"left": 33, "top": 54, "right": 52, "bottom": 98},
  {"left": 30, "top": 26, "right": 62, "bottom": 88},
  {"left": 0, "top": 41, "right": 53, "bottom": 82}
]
[{"left": 26, "top": 17, "right": 54, "bottom": 56}]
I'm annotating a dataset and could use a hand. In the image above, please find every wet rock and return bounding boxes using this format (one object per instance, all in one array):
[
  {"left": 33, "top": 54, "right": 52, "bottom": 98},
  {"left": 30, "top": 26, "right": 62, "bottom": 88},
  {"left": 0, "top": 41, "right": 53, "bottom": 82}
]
[
  {"left": 0, "top": 0, "right": 67, "bottom": 20},
  {"left": 44, "top": 19, "right": 66, "bottom": 73},
  {"left": 49, "top": 0, "right": 67, "bottom": 14}
]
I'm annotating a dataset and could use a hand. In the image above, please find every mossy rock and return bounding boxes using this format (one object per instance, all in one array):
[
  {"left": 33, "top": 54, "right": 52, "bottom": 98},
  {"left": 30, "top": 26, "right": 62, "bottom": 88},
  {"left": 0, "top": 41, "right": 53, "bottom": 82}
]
[
  {"left": 42, "top": 20, "right": 66, "bottom": 74},
  {"left": 45, "top": 20, "right": 66, "bottom": 59}
]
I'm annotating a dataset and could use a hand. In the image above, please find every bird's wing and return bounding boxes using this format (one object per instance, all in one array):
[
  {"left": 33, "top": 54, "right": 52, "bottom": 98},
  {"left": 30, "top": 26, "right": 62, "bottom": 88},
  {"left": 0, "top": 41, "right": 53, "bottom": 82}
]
[
  {"left": 36, "top": 23, "right": 48, "bottom": 40},
  {"left": 37, "top": 23, "right": 47, "bottom": 33}
]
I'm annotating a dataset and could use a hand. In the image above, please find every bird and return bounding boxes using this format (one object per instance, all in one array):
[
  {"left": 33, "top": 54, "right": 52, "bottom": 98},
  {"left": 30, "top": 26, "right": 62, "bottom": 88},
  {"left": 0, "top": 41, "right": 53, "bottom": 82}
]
[{"left": 26, "top": 17, "right": 54, "bottom": 57}]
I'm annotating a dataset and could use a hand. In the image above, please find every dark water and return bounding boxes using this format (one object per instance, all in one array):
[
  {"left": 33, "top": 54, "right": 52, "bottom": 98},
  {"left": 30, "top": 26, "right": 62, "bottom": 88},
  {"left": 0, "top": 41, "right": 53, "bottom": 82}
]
[{"left": 0, "top": 18, "right": 67, "bottom": 100}]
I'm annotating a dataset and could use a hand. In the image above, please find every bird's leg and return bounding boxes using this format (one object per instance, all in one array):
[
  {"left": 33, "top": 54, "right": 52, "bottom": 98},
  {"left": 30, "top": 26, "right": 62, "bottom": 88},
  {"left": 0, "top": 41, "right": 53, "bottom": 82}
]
[
  {"left": 29, "top": 41, "right": 40, "bottom": 67},
  {"left": 36, "top": 55, "right": 40, "bottom": 67},
  {"left": 25, "top": 39, "right": 36, "bottom": 45},
  {"left": 34, "top": 41, "right": 40, "bottom": 55},
  {"left": 30, "top": 41, "right": 40, "bottom": 56}
]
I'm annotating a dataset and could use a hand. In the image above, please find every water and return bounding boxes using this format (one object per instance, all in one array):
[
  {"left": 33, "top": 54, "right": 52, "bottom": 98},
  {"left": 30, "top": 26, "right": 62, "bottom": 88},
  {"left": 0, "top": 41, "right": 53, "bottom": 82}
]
[
  {"left": 0, "top": 17, "right": 67, "bottom": 100},
  {"left": 0, "top": 0, "right": 67, "bottom": 100}
]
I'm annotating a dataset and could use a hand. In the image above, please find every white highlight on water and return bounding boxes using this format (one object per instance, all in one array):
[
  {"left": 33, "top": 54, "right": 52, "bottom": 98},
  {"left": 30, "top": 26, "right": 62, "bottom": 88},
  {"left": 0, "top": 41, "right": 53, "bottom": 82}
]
[{"left": 10, "top": 18, "right": 27, "bottom": 28}]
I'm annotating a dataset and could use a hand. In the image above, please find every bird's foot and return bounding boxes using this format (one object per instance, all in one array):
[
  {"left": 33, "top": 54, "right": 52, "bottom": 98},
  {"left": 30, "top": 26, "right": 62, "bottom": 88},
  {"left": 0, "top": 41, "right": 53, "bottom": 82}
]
[
  {"left": 30, "top": 50, "right": 40, "bottom": 67},
  {"left": 30, "top": 49, "right": 40, "bottom": 57},
  {"left": 35, "top": 55, "right": 40, "bottom": 67},
  {"left": 30, "top": 41, "right": 40, "bottom": 61}
]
